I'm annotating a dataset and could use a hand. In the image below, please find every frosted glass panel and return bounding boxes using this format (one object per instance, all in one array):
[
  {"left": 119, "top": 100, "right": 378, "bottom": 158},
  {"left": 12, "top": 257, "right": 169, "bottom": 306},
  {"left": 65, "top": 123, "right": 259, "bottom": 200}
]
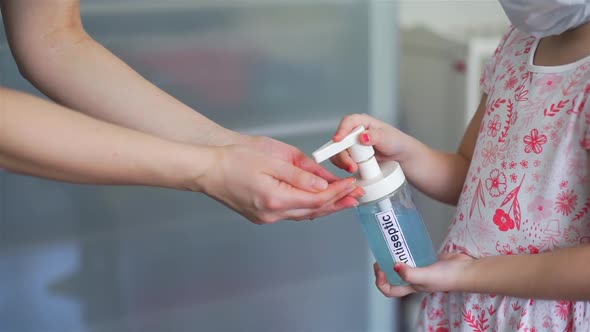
[
  {"left": 0, "top": 1, "right": 398, "bottom": 331},
  {"left": 83, "top": 2, "right": 370, "bottom": 131}
]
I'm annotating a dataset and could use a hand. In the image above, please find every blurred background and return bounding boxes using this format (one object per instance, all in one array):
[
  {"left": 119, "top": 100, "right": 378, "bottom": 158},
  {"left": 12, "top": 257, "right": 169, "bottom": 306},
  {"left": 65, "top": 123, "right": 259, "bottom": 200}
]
[{"left": 0, "top": 1, "right": 508, "bottom": 331}]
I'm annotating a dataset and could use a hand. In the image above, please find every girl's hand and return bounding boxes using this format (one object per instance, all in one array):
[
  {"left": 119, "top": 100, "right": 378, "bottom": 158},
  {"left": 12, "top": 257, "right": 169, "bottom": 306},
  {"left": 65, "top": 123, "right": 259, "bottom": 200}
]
[
  {"left": 331, "top": 114, "right": 414, "bottom": 173},
  {"left": 374, "top": 253, "right": 474, "bottom": 297}
]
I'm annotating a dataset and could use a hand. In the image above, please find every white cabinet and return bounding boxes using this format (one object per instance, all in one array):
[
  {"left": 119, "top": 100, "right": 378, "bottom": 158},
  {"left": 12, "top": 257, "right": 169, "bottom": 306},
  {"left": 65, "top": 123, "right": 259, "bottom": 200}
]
[
  {"left": 397, "top": 26, "right": 504, "bottom": 329},
  {"left": 399, "top": 26, "right": 503, "bottom": 247}
]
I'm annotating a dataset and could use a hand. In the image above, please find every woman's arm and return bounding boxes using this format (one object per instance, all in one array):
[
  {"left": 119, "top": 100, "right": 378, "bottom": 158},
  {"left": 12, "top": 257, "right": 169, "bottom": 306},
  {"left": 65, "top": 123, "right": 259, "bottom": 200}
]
[
  {"left": 0, "top": 0, "right": 355, "bottom": 202},
  {"left": 0, "top": 87, "right": 211, "bottom": 188},
  {"left": 0, "top": 0, "right": 241, "bottom": 147},
  {"left": 0, "top": 87, "right": 359, "bottom": 223}
]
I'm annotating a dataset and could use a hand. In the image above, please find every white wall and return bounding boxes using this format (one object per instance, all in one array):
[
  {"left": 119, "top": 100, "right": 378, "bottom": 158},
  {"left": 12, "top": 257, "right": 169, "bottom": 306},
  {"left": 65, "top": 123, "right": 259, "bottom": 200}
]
[{"left": 400, "top": 0, "right": 509, "bottom": 34}]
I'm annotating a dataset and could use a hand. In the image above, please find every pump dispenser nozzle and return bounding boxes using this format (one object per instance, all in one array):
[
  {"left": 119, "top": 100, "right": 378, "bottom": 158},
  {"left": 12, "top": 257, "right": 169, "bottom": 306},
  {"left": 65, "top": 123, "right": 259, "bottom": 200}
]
[
  {"left": 312, "top": 125, "right": 438, "bottom": 282},
  {"left": 312, "top": 126, "right": 405, "bottom": 204}
]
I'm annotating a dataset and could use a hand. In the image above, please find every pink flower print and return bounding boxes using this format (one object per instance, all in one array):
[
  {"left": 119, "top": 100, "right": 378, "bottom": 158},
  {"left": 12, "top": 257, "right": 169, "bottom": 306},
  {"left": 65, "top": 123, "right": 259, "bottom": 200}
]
[
  {"left": 554, "top": 301, "right": 573, "bottom": 320},
  {"left": 481, "top": 141, "right": 498, "bottom": 167},
  {"left": 543, "top": 316, "right": 553, "bottom": 328},
  {"left": 535, "top": 73, "right": 564, "bottom": 94},
  {"left": 510, "top": 161, "right": 518, "bottom": 169},
  {"left": 528, "top": 245, "right": 539, "bottom": 254},
  {"left": 493, "top": 209, "right": 515, "bottom": 231},
  {"left": 533, "top": 159, "right": 541, "bottom": 167},
  {"left": 523, "top": 129, "right": 548, "bottom": 154},
  {"left": 459, "top": 213, "right": 464, "bottom": 221},
  {"left": 521, "top": 160, "right": 529, "bottom": 168},
  {"left": 501, "top": 161, "right": 507, "bottom": 169},
  {"left": 504, "top": 76, "right": 518, "bottom": 90},
  {"left": 550, "top": 130, "right": 560, "bottom": 144},
  {"left": 519, "top": 64, "right": 526, "bottom": 72},
  {"left": 509, "top": 234, "right": 518, "bottom": 244},
  {"left": 568, "top": 154, "right": 585, "bottom": 177},
  {"left": 487, "top": 114, "right": 501, "bottom": 137},
  {"left": 564, "top": 225, "right": 581, "bottom": 243},
  {"left": 560, "top": 181, "right": 568, "bottom": 189},
  {"left": 555, "top": 189, "right": 578, "bottom": 216},
  {"left": 555, "top": 118, "right": 565, "bottom": 129},
  {"left": 510, "top": 173, "right": 518, "bottom": 183},
  {"left": 428, "top": 308, "right": 443, "bottom": 320},
  {"left": 527, "top": 195, "right": 553, "bottom": 220},
  {"left": 486, "top": 169, "right": 507, "bottom": 197}
]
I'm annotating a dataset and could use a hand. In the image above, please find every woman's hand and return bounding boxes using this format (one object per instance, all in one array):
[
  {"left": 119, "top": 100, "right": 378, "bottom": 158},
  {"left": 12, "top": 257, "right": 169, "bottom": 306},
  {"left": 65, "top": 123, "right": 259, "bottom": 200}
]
[
  {"left": 200, "top": 143, "right": 363, "bottom": 224},
  {"left": 243, "top": 135, "right": 342, "bottom": 184},
  {"left": 374, "top": 253, "right": 474, "bottom": 297}
]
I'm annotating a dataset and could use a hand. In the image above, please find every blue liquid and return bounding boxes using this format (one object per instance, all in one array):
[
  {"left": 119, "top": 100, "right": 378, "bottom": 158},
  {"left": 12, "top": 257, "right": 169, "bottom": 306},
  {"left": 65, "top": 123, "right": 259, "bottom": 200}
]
[{"left": 356, "top": 186, "right": 437, "bottom": 285}]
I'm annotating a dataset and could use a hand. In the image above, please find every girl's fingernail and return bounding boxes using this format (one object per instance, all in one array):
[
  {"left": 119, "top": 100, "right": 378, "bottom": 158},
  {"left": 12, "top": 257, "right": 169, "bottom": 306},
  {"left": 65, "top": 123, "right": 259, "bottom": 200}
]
[
  {"left": 361, "top": 133, "right": 370, "bottom": 143},
  {"left": 394, "top": 264, "right": 401, "bottom": 273}
]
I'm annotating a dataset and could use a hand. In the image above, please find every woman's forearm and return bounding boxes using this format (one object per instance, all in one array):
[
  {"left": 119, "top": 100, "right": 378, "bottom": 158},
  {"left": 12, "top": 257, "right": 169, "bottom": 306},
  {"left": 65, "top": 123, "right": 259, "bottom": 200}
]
[
  {"left": 2, "top": 0, "right": 242, "bottom": 147},
  {"left": 460, "top": 244, "right": 590, "bottom": 301},
  {"left": 0, "top": 87, "right": 212, "bottom": 190}
]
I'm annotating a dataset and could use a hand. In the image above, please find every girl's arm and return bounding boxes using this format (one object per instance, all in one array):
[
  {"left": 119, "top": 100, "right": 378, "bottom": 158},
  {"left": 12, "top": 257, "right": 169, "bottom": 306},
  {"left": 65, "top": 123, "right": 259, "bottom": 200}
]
[
  {"left": 332, "top": 94, "right": 488, "bottom": 205},
  {"left": 0, "top": 87, "right": 358, "bottom": 223},
  {"left": 380, "top": 243, "right": 590, "bottom": 301},
  {"left": 402, "top": 94, "right": 487, "bottom": 205},
  {"left": 461, "top": 244, "right": 590, "bottom": 300}
]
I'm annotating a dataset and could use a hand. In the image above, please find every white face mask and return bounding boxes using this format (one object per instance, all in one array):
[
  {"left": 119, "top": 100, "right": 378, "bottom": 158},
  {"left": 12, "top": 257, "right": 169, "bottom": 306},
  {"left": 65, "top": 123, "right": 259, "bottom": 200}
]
[{"left": 499, "top": 0, "right": 590, "bottom": 38}]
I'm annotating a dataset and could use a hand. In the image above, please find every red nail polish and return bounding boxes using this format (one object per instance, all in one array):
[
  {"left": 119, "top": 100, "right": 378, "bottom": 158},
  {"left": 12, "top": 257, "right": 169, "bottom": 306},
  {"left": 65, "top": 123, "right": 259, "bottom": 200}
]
[
  {"left": 394, "top": 265, "right": 400, "bottom": 273},
  {"left": 361, "top": 133, "right": 370, "bottom": 143}
]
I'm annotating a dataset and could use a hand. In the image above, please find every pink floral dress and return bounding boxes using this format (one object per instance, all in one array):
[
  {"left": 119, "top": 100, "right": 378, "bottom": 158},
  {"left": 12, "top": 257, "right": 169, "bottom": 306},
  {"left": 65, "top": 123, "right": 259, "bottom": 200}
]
[{"left": 418, "top": 27, "right": 590, "bottom": 332}]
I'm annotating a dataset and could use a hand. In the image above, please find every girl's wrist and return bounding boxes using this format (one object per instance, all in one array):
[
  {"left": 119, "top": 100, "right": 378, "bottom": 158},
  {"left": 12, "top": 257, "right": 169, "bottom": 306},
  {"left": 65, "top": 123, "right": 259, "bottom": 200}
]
[
  {"left": 454, "top": 256, "right": 480, "bottom": 293},
  {"left": 396, "top": 133, "right": 429, "bottom": 169}
]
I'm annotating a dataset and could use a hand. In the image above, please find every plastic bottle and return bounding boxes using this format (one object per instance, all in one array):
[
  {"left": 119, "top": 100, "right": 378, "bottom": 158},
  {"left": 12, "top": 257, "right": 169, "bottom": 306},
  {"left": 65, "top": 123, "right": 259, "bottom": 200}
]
[{"left": 313, "top": 126, "right": 437, "bottom": 285}]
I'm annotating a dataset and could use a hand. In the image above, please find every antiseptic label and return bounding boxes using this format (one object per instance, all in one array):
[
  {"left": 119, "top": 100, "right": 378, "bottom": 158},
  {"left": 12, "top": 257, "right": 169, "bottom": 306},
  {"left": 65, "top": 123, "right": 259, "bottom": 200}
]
[{"left": 375, "top": 209, "right": 416, "bottom": 267}]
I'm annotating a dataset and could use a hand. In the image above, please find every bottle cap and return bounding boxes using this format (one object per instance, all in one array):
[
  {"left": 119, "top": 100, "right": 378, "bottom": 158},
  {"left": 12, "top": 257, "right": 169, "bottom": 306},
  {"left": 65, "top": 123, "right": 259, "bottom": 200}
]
[{"left": 312, "top": 126, "right": 406, "bottom": 204}]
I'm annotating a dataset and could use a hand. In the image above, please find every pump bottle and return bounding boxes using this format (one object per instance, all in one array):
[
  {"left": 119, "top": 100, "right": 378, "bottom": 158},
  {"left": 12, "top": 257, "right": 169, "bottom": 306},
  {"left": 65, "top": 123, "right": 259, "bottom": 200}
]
[{"left": 313, "top": 126, "right": 437, "bottom": 285}]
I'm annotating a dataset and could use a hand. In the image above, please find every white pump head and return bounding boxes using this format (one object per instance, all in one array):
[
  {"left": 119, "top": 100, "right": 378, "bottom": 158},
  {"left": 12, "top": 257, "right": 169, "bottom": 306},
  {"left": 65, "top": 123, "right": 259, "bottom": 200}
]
[
  {"left": 312, "top": 126, "right": 406, "bottom": 204},
  {"left": 313, "top": 126, "right": 375, "bottom": 164}
]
